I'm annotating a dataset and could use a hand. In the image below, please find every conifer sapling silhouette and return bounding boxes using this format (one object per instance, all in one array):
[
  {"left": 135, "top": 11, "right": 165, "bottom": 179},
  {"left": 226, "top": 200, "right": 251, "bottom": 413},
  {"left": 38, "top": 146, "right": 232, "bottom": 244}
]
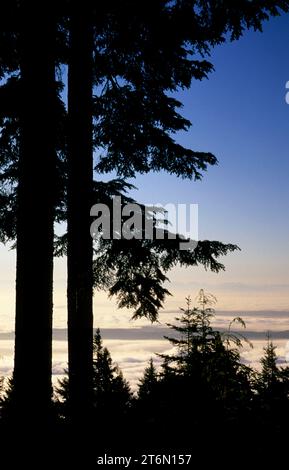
[
  {"left": 138, "top": 358, "right": 159, "bottom": 401},
  {"left": 260, "top": 334, "right": 279, "bottom": 392},
  {"left": 56, "top": 328, "right": 132, "bottom": 421}
]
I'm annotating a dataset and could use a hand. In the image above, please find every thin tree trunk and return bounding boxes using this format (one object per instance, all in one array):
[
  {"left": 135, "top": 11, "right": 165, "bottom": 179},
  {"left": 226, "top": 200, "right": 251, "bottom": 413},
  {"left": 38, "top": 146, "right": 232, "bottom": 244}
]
[
  {"left": 67, "top": 1, "right": 94, "bottom": 421},
  {"left": 13, "top": 1, "right": 56, "bottom": 422}
]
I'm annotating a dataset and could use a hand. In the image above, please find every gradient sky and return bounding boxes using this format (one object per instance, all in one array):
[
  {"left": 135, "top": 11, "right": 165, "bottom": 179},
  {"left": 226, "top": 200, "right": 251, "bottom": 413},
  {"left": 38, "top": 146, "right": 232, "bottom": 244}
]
[
  {"left": 127, "top": 12, "right": 289, "bottom": 312},
  {"left": 1, "top": 12, "right": 289, "bottom": 383}
]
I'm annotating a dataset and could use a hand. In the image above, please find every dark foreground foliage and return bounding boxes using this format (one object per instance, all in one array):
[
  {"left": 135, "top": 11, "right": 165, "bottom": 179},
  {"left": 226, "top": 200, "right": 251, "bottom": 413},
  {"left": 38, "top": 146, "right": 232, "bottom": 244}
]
[{"left": 0, "top": 292, "right": 289, "bottom": 466}]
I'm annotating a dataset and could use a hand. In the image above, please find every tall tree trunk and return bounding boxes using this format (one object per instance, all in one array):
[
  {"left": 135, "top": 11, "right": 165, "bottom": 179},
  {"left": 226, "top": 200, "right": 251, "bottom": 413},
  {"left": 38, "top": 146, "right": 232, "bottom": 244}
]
[
  {"left": 13, "top": 1, "right": 56, "bottom": 422},
  {"left": 67, "top": 1, "right": 94, "bottom": 421}
]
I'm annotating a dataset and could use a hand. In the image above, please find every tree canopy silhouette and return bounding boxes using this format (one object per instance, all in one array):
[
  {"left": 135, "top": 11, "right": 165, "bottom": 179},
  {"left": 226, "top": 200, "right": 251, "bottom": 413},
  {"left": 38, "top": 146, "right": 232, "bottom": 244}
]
[{"left": 0, "top": 0, "right": 289, "bottom": 422}]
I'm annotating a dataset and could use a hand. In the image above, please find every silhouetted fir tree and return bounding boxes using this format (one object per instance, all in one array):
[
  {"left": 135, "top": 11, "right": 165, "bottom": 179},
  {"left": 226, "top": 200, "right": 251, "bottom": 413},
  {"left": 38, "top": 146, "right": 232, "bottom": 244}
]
[
  {"left": 111, "top": 368, "right": 132, "bottom": 414},
  {"left": 260, "top": 335, "right": 279, "bottom": 392},
  {"left": 12, "top": 1, "right": 58, "bottom": 422},
  {"left": 65, "top": 0, "right": 211, "bottom": 418},
  {"left": 205, "top": 330, "right": 254, "bottom": 427},
  {"left": 149, "top": 290, "right": 255, "bottom": 446},
  {"left": 255, "top": 336, "right": 285, "bottom": 413},
  {"left": 0, "top": 1, "right": 65, "bottom": 426},
  {"left": 161, "top": 291, "right": 218, "bottom": 372},
  {"left": 251, "top": 336, "right": 289, "bottom": 451},
  {"left": 134, "top": 358, "right": 161, "bottom": 438},
  {"left": 138, "top": 359, "right": 159, "bottom": 401},
  {"left": 92, "top": 329, "right": 132, "bottom": 418},
  {"left": 64, "top": 0, "right": 289, "bottom": 423},
  {"left": 57, "top": 329, "right": 132, "bottom": 425},
  {"left": 66, "top": 0, "right": 94, "bottom": 422}
]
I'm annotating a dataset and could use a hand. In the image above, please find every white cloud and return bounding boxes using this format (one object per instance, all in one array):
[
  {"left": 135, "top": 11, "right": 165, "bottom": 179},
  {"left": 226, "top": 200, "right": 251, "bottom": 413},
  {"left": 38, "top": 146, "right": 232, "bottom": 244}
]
[{"left": 1, "top": 312, "right": 289, "bottom": 390}]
